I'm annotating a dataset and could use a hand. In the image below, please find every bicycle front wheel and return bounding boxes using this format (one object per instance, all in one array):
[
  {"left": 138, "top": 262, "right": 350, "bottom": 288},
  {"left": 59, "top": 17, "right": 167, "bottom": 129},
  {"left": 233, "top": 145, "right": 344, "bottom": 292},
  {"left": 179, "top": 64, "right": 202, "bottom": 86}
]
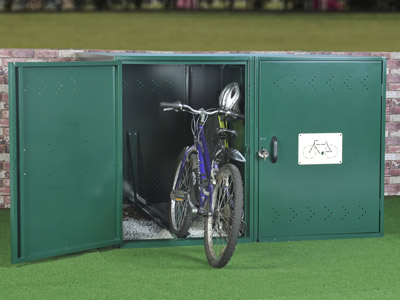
[{"left": 204, "top": 163, "right": 244, "bottom": 268}]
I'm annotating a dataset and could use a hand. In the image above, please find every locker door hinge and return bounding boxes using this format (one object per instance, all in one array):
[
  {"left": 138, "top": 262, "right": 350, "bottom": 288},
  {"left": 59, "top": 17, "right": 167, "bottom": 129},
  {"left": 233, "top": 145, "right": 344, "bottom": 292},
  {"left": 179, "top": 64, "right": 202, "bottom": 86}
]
[{"left": 245, "top": 145, "right": 250, "bottom": 154}]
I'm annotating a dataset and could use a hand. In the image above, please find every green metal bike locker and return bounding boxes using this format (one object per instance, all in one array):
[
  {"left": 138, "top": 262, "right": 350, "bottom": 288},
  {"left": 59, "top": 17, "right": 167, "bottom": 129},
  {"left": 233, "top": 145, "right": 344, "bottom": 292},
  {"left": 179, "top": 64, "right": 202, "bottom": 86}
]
[
  {"left": 255, "top": 55, "right": 386, "bottom": 242},
  {"left": 9, "top": 53, "right": 385, "bottom": 264}
]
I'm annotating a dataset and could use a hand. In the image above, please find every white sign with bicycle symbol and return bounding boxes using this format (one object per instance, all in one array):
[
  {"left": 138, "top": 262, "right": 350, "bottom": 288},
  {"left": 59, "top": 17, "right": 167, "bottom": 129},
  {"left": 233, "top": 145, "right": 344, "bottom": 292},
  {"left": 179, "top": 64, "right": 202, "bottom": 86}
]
[{"left": 298, "top": 133, "right": 342, "bottom": 165}]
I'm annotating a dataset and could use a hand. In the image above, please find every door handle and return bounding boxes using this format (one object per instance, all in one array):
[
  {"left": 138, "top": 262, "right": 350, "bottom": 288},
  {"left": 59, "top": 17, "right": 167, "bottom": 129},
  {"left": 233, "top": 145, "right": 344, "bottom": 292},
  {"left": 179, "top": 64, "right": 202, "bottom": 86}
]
[{"left": 271, "top": 136, "right": 278, "bottom": 163}]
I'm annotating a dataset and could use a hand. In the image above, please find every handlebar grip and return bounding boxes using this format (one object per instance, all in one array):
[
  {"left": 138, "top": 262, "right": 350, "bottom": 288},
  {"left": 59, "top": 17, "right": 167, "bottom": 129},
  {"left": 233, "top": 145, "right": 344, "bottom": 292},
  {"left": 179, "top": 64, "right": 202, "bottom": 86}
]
[
  {"left": 159, "top": 102, "right": 182, "bottom": 110},
  {"left": 235, "top": 113, "right": 245, "bottom": 120},
  {"left": 227, "top": 111, "right": 245, "bottom": 120}
]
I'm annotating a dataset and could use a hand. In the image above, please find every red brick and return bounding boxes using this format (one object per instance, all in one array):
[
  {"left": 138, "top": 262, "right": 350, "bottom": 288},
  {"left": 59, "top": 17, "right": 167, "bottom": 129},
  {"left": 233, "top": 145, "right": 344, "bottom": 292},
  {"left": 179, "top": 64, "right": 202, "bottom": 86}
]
[
  {"left": 386, "top": 122, "right": 400, "bottom": 130},
  {"left": 3, "top": 179, "right": 10, "bottom": 187},
  {"left": 386, "top": 99, "right": 392, "bottom": 107},
  {"left": 12, "top": 50, "right": 34, "bottom": 58},
  {"left": 35, "top": 50, "right": 59, "bottom": 59},
  {"left": 0, "top": 120, "right": 9, "bottom": 127},
  {"left": 388, "top": 83, "right": 400, "bottom": 91},
  {"left": 0, "top": 187, "right": 10, "bottom": 195},
  {"left": 0, "top": 50, "right": 13, "bottom": 58},
  {"left": 393, "top": 161, "right": 400, "bottom": 168},
  {"left": 386, "top": 169, "right": 400, "bottom": 176},
  {"left": 385, "top": 177, "right": 390, "bottom": 184},
  {"left": 387, "top": 60, "right": 400, "bottom": 69},
  {"left": 386, "top": 107, "right": 400, "bottom": 114},
  {"left": 385, "top": 122, "right": 400, "bottom": 130},
  {"left": 351, "top": 52, "right": 371, "bottom": 56},
  {"left": 5, "top": 145, "right": 9, "bottom": 153},
  {"left": 371, "top": 52, "right": 391, "bottom": 59},
  {"left": 1, "top": 111, "right": 9, "bottom": 120},
  {"left": 386, "top": 115, "right": 390, "bottom": 122},
  {"left": 388, "top": 146, "right": 400, "bottom": 153},
  {"left": 386, "top": 161, "right": 391, "bottom": 169},
  {"left": 388, "top": 75, "right": 400, "bottom": 83},
  {"left": 4, "top": 129, "right": 9, "bottom": 136},
  {"left": 384, "top": 184, "right": 400, "bottom": 194},
  {"left": 48, "top": 58, "right": 72, "bottom": 62},
  {"left": 4, "top": 196, "right": 10, "bottom": 206},
  {"left": 3, "top": 94, "right": 8, "bottom": 102},
  {"left": 4, "top": 162, "right": 9, "bottom": 170},
  {"left": 386, "top": 137, "right": 400, "bottom": 145}
]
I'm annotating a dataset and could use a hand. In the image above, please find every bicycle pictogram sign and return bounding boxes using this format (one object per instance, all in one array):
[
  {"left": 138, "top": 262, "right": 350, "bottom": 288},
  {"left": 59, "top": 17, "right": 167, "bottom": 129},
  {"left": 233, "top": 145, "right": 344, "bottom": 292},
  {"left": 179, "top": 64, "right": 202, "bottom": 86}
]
[
  {"left": 298, "top": 133, "right": 342, "bottom": 165},
  {"left": 303, "top": 140, "right": 338, "bottom": 160}
]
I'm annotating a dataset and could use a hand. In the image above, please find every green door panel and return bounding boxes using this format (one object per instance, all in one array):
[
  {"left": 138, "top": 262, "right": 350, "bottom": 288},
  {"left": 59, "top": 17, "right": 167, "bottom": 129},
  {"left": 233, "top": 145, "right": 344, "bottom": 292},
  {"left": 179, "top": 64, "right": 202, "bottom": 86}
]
[
  {"left": 10, "top": 62, "right": 122, "bottom": 263},
  {"left": 257, "top": 60, "right": 383, "bottom": 239}
]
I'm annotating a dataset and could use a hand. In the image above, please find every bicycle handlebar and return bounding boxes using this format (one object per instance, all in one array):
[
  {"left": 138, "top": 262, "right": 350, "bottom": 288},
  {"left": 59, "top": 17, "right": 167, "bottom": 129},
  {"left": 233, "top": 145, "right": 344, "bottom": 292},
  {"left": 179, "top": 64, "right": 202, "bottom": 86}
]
[{"left": 159, "top": 101, "right": 244, "bottom": 120}]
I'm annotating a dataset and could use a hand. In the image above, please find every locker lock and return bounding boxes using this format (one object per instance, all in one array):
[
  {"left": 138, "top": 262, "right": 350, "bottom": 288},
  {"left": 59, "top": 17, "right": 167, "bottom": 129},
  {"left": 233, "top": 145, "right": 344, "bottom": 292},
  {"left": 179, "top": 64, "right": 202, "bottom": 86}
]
[{"left": 258, "top": 148, "right": 269, "bottom": 161}]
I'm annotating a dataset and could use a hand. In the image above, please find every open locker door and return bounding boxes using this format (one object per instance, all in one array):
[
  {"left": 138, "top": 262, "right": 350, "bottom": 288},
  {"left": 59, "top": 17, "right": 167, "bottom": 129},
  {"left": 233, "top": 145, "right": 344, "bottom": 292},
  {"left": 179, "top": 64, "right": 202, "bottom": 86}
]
[{"left": 9, "top": 61, "right": 122, "bottom": 263}]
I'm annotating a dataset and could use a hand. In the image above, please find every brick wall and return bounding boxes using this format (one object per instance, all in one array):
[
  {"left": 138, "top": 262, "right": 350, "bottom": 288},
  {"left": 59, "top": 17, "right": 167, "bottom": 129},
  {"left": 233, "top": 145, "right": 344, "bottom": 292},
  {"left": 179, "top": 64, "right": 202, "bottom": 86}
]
[{"left": 0, "top": 49, "right": 399, "bottom": 208}]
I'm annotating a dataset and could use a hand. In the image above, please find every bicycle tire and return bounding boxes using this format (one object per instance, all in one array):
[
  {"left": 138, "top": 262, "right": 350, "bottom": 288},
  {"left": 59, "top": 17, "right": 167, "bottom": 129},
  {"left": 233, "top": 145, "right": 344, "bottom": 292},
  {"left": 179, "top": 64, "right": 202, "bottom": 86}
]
[
  {"left": 169, "top": 149, "right": 197, "bottom": 238},
  {"left": 204, "top": 163, "right": 244, "bottom": 268}
]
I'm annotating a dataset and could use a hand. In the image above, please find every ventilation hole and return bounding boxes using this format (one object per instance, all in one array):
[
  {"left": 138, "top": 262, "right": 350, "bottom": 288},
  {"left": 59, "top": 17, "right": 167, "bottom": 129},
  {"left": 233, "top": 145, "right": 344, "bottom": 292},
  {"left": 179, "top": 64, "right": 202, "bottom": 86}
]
[{"left": 324, "top": 206, "right": 333, "bottom": 221}]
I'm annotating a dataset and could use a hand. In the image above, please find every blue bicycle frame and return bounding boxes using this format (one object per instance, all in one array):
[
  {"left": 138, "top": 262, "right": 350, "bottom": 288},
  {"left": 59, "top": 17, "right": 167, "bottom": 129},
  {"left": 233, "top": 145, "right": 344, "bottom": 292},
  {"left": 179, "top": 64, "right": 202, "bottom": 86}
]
[{"left": 175, "top": 121, "right": 216, "bottom": 214}]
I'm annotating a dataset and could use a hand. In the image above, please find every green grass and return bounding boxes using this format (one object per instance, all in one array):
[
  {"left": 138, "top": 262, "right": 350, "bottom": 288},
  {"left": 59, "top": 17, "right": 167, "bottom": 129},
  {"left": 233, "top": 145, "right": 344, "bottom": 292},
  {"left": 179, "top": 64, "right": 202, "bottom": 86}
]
[
  {"left": 0, "top": 197, "right": 399, "bottom": 299},
  {"left": 0, "top": 12, "right": 400, "bottom": 51}
]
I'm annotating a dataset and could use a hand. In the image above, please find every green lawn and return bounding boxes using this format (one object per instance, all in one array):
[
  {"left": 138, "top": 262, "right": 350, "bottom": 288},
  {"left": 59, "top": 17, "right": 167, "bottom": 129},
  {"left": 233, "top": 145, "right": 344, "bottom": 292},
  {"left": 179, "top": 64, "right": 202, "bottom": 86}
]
[
  {"left": 0, "top": 197, "right": 399, "bottom": 299},
  {"left": 0, "top": 12, "right": 400, "bottom": 51}
]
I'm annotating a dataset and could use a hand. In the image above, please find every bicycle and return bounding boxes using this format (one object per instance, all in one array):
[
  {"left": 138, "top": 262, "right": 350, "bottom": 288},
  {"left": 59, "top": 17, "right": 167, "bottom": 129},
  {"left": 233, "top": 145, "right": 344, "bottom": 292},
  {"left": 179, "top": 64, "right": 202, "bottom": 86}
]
[{"left": 160, "top": 85, "right": 245, "bottom": 268}]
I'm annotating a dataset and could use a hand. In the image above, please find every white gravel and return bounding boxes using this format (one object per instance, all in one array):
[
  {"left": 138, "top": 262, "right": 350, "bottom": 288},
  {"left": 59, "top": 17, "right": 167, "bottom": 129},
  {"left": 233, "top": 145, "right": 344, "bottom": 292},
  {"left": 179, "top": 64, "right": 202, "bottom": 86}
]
[{"left": 123, "top": 216, "right": 205, "bottom": 240}]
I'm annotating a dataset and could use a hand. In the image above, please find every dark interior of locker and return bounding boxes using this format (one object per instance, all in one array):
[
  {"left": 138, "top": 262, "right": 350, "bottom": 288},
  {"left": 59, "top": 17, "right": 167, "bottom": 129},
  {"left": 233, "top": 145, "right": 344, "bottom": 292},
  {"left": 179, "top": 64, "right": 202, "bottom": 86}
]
[{"left": 122, "top": 64, "right": 246, "bottom": 240}]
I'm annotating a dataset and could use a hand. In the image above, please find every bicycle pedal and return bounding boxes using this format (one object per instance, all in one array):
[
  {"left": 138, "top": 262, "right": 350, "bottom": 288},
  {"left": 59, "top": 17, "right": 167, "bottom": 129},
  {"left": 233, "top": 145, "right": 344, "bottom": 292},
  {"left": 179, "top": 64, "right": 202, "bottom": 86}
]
[{"left": 170, "top": 190, "right": 188, "bottom": 202}]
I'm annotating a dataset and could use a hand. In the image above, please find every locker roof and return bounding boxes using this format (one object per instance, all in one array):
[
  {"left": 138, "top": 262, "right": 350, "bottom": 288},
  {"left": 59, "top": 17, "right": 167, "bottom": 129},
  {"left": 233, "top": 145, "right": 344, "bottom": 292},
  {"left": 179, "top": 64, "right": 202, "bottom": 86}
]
[{"left": 77, "top": 52, "right": 385, "bottom": 62}]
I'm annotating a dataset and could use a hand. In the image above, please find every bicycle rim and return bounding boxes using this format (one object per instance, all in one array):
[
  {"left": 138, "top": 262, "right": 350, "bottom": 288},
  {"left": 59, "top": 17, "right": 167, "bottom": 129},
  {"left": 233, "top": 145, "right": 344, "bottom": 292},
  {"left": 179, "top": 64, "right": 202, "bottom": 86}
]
[{"left": 204, "top": 164, "right": 243, "bottom": 268}]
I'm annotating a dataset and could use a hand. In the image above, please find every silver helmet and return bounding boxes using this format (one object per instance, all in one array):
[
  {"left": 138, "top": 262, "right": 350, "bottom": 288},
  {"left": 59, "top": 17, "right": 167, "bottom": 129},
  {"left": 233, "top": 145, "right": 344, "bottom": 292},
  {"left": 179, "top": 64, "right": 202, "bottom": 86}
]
[{"left": 218, "top": 82, "right": 240, "bottom": 112}]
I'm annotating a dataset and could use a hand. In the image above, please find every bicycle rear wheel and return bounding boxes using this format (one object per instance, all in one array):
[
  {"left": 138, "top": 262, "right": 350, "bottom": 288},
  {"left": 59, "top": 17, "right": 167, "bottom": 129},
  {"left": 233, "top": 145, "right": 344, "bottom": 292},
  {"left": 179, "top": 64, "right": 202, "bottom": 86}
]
[
  {"left": 204, "top": 163, "right": 244, "bottom": 268},
  {"left": 169, "top": 149, "right": 197, "bottom": 238}
]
